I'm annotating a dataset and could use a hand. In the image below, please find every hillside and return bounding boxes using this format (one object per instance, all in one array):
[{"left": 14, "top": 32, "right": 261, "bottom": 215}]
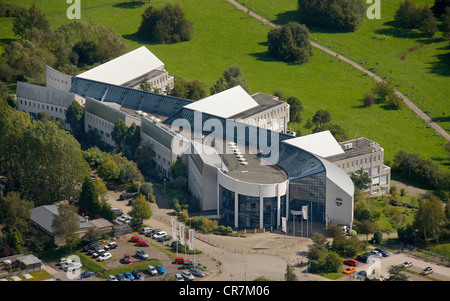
[{"left": 0, "top": 0, "right": 448, "bottom": 170}]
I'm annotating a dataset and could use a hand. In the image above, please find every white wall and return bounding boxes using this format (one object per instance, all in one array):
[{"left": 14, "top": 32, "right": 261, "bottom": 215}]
[
  {"left": 325, "top": 177, "right": 354, "bottom": 229},
  {"left": 46, "top": 66, "right": 73, "bottom": 92}
]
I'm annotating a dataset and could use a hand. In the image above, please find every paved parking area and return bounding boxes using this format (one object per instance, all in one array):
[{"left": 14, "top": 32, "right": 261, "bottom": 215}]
[{"left": 45, "top": 188, "right": 450, "bottom": 282}]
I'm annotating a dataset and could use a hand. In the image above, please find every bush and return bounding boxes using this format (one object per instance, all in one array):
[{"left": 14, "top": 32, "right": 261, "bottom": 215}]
[
  {"left": 395, "top": 1, "right": 437, "bottom": 37},
  {"left": 297, "top": 0, "right": 366, "bottom": 32},
  {"left": 138, "top": 4, "right": 193, "bottom": 44},
  {"left": 267, "top": 22, "right": 312, "bottom": 64}
]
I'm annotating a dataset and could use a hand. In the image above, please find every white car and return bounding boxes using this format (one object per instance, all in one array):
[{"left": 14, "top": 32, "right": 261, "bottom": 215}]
[
  {"left": 98, "top": 252, "right": 112, "bottom": 261},
  {"left": 107, "top": 275, "right": 118, "bottom": 281},
  {"left": 147, "top": 265, "right": 157, "bottom": 276},
  {"left": 174, "top": 273, "right": 184, "bottom": 281},
  {"left": 152, "top": 231, "right": 167, "bottom": 239},
  {"left": 181, "top": 271, "right": 194, "bottom": 281},
  {"left": 58, "top": 258, "right": 72, "bottom": 266},
  {"left": 401, "top": 261, "right": 413, "bottom": 268}
]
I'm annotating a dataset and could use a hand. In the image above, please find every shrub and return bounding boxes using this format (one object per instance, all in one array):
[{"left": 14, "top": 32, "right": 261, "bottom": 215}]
[
  {"left": 297, "top": 0, "right": 366, "bottom": 32},
  {"left": 267, "top": 22, "right": 312, "bottom": 64},
  {"left": 138, "top": 4, "right": 193, "bottom": 44}
]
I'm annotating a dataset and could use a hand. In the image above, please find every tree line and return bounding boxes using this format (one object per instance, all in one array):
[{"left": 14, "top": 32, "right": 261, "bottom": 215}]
[{"left": 0, "top": 2, "right": 129, "bottom": 84}]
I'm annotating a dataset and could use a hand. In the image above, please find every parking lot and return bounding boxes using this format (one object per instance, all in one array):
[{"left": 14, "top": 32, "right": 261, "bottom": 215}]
[{"left": 45, "top": 188, "right": 450, "bottom": 282}]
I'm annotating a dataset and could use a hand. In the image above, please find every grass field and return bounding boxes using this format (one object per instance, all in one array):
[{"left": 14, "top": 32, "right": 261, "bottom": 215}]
[{"left": 0, "top": 0, "right": 448, "bottom": 169}]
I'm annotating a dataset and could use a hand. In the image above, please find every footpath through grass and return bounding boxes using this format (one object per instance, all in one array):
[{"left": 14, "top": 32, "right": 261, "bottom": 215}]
[{"left": 0, "top": 0, "right": 448, "bottom": 168}]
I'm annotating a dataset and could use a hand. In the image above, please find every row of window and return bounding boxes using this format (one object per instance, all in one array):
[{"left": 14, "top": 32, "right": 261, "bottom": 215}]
[
  {"left": 338, "top": 154, "right": 383, "bottom": 170},
  {"left": 19, "top": 98, "right": 66, "bottom": 115},
  {"left": 86, "top": 124, "right": 111, "bottom": 138},
  {"left": 85, "top": 113, "right": 114, "bottom": 130}
]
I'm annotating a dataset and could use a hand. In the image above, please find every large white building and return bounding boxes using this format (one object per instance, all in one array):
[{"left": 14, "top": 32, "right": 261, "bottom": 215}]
[
  {"left": 68, "top": 77, "right": 355, "bottom": 232},
  {"left": 17, "top": 46, "right": 395, "bottom": 234},
  {"left": 45, "top": 46, "right": 174, "bottom": 93}
]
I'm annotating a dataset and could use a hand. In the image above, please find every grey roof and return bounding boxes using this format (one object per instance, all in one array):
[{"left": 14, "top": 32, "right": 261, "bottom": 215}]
[
  {"left": 69, "top": 77, "right": 191, "bottom": 117},
  {"left": 16, "top": 82, "right": 77, "bottom": 108},
  {"left": 29, "top": 204, "right": 94, "bottom": 235},
  {"left": 85, "top": 97, "right": 126, "bottom": 125}
]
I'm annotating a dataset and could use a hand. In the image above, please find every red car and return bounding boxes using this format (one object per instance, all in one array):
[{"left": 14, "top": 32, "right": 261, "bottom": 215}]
[
  {"left": 174, "top": 257, "right": 189, "bottom": 264},
  {"left": 343, "top": 259, "right": 359, "bottom": 267},
  {"left": 123, "top": 254, "right": 131, "bottom": 263},
  {"left": 137, "top": 239, "right": 150, "bottom": 247},
  {"left": 131, "top": 235, "right": 140, "bottom": 242}
]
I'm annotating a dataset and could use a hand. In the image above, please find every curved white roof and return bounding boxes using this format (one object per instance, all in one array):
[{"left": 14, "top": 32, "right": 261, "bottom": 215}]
[
  {"left": 183, "top": 85, "right": 259, "bottom": 119},
  {"left": 76, "top": 46, "right": 164, "bottom": 86}
]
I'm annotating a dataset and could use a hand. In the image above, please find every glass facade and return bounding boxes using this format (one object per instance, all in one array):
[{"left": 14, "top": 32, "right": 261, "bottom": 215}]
[
  {"left": 219, "top": 184, "right": 286, "bottom": 229},
  {"left": 219, "top": 185, "right": 234, "bottom": 227},
  {"left": 238, "top": 195, "right": 260, "bottom": 229},
  {"left": 263, "top": 196, "right": 277, "bottom": 228},
  {"left": 289, "top": 172, "right": 326, "bottom": 223}
]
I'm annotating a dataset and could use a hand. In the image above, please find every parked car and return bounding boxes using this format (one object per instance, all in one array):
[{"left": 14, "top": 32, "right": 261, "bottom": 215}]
[
  {"left": 107, "top": 275, "right": 117, "bottom": 281},
  {"left": 147, "top": 265, "right": 157, "bottom": 275},
  {"left": 132, "top": 270, "right": 143, "bottom": 279},
  {"left": 136, "top": 249, "right": 149, "bottom": 259},
  {"left": 190, "top": 268, "right": 205, "bottom": 277},
  {"left": 137, "top": 239, "right": 150, "bottom": 247},
  {"left": 58, "top": 258, "right": 72, "bottom": 266},
  {"left": 421, "top": 267, "right": 433, "bottom": 275},
  {"left": 123, "top": 254, "right": 131, "bottom": 264},
  {"left": 183, "top": 261, "right": 196, "bottom": 269},
  {"left": 343, "top": 266, "right": 356, "bottom": 275},
  {"left": 174, "top": 273, "right": 184, "bottom": 281},
  {"left": 116, "top": 273, "right": 126, "bottom": 281},
  {"left": 88, "top": 246, "right": 102, "bottom": 255},
  {"left": 79, "top": 271, "right": 94, "bottom": 279},
  {"left": 131, "top": 235, "right": 141, "bottom": 242},
  {"left": 92, "top": 249, "right": 106, "bottom": 258},
  {"left": 98, "top": 252, "right": 112, "bottom": 261},
  {"left": 171, "top": 241, "right": 182, "bottom": 247},
  {"left": 356, "top": 254, "right": 372, "bottom": 263},
  {"left": 112, "top": 208, "right": 123, "bottom": 216},
  {"left": 120, "top": 193, "right": 134, "bottom": 200},
  {"left": 343, "top": 259, "right": 359, "bottom": 266},
  {"left": 356, "top": 270, "right": 367, "bottom": 279},
  {"left": 155, "top": 264, "right": 166, "bottom": 275},
  {"left": 181, "top": 270, "right": 194, "bottom": 281},
  {"left": 174, "top": 257, "right": 188, "bottom": 264},
  {"left": 124, "top": 271, "right": 135, "bottom": 280},
  {"left": 365, "top": 250, "right": 382, "bottom": 258},
  {"left": 141, "top": 227, "right": 152, "bottom": 234},
  {"left": 401, "top": 261, "right": 413, "bottom": 268},
  {"left": 152, "top": 231, "right": 167, "bottom": 239},
  {"left": 128, "top": 198, "right": 137, "bottom": 206},
  {"left": 84, "top": 242, "right": 99, "bottom": 252},
  {"left": 118, "top": 215, "right": 130, "bottom": 223},
  {"left": 105, "top": 242, "right": 118, "bottom": 250},
  {"left": 374, "top": 248, "right": 390, "bottom": 257},
  {"left": 157, "top": 235, "right": 172, "bottom": 242},
  {"left": 146, "top": 229, "right": 161, "bottom": 237},
  {"left": 65, "top": 262, "right": 82, "bottom": 272}
]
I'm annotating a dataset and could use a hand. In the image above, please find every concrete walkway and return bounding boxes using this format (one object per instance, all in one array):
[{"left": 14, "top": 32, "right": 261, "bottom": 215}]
[{"left": 226, "top": 0, "right": 450, "bottom": 142}]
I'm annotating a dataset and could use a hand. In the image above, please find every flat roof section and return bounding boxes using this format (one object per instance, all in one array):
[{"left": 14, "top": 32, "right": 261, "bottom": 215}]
[
  {"left": 219, "top": 141, "right": 288, "bottom": 184},
  {"left": 326, "top": 137, "right": 383, "bottom": 162}
]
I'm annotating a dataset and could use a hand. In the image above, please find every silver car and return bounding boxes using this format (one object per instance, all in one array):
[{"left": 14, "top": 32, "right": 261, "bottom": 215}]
[
  {"left": 181, "top": 270, "right": 194, "bottom": 281},
  {"left": 136, "top": 249, "right": 149, "bottom": 259}
]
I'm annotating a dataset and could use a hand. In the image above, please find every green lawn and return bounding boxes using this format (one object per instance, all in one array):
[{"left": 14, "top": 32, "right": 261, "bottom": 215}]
[{"left": 0, "top": 0, "right": 448, "bottom": 168}]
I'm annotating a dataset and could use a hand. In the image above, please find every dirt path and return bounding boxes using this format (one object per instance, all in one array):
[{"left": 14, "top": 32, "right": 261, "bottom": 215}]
[{"left": 226, "top": 0, "right": 450, "bottom": 142}]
